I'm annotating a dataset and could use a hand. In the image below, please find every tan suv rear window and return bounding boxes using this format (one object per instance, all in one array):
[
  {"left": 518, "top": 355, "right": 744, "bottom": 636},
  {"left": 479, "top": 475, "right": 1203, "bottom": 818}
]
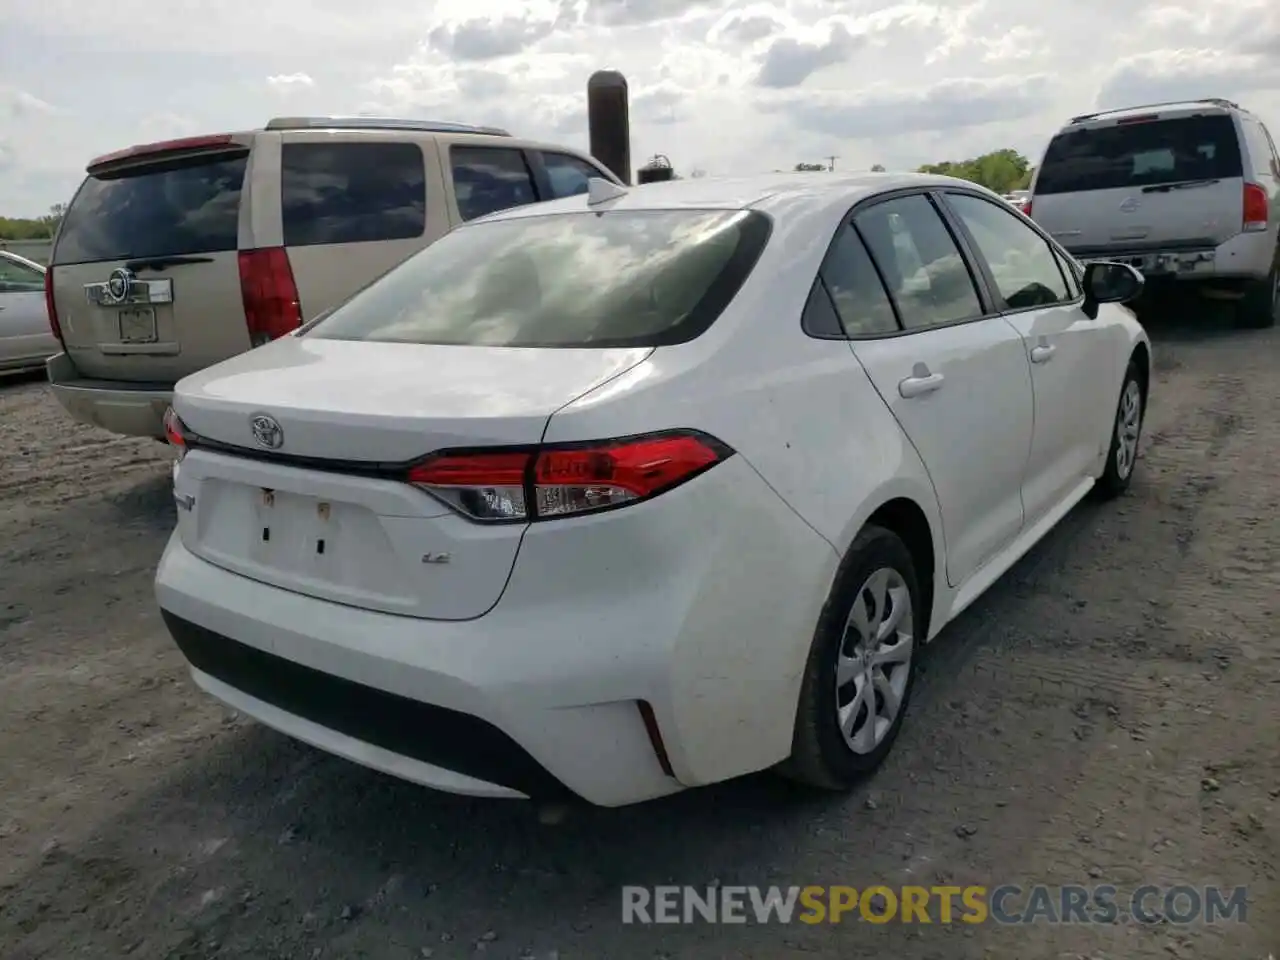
[{"left": 53, "top": 154, "right": 247, "bottom": 266}]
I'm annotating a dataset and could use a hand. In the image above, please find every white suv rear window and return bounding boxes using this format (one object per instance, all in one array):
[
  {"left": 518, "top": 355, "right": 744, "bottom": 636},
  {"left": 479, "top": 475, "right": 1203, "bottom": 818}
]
[{"left": 1036, "top": 115, "right": 1244, "bottom": 195}]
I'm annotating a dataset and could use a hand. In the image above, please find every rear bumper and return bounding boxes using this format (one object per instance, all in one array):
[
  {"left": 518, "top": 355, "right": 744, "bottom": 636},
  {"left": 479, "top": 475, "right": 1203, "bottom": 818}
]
[
  {"left": 1068, "top": 229, "right": 1276, "bottom": 282},
  {"left": 46, "top": 352, "right": 171, "bottom": 438},
  {"left": 154, "top": 455, "right": 837, "bottom": 807}
]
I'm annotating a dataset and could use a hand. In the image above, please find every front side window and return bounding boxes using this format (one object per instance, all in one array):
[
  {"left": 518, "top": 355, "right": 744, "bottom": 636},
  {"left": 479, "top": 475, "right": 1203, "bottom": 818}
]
[
  {"left": 946, "top": 193, "right": 1071, "bottom": 310},
  {"left": 282, "top": 142, "right": 426, "bottom": 247},
  {"left": 0, "top": 254, "right": 45, "bottom": 292},
  {"left": 541, "top": 152, "right": 605, "bottom": 199},
  {"left": 450, "top": 147, "right": 538, "bottom": 222},
  {"left": 853, "top": 194, "right": 984, "bottom": 330},
  {"left": 1036, "top": 115, "right": 1244, "bottom": 194},
  {"left": 305, "top": 209, "right": 771, "bottom": 348}
]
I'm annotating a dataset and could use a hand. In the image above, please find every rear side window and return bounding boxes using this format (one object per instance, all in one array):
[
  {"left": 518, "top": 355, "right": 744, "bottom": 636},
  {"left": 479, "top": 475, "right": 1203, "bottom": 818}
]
[
  {"left": 282, "top": 142, "right": 426, "bottom": 247},
  {"left": 854, "top": 194, "right": 984, "bottom": 330},
  {"left": 305, "top": 209, "right": 772, "bottom": 348},
  {"left": 1036, "top": 115, "right": 1244, "bottom": 195},
  {"left": 541, "top": 152, "right": 604, "bottom": 199},
  {"left": 945, "top": 193, "right": 1070, "bottom": 309},
  {"left": 52, "top": 153, "right": 246, "bottom": 266},
  {"left": 451, "top": 147, "right": 538, "bottom": 222},
  {"left": 1241, "top": 119, "right": 1278, "bottom": 177},
  {"left": 819, "top": 224, "right": 899, "bottom": 336},
  {"left": 0, "top": 255, "right": 45, "bottom": 292}
]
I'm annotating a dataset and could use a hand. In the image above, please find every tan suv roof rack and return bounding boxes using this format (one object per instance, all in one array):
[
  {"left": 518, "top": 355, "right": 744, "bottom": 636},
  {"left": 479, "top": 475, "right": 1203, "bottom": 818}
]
[
  {"left": 264, "top": 116, "right": 512, "bottom": 136},
  {"left": 1070, "top": 98, "right": 1242, "bottom": 124}
]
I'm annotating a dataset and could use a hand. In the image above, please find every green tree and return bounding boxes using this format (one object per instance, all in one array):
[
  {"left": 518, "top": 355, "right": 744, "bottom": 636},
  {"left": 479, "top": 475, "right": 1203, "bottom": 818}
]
[
  {"left": 917, "top": 148, "right": 1031, "bottom": 194},
  {"left": 870, "top": 163, "right": 886, "bottom": 172},
  {"left": 794, "top": 162, "right": 827, "bottom": 172}
]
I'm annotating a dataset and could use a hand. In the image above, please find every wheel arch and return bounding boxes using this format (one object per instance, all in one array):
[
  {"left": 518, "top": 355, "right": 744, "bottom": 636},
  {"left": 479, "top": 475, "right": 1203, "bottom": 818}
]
[{"left": 864, "top": 497, "right": 937, "bottom": 640}]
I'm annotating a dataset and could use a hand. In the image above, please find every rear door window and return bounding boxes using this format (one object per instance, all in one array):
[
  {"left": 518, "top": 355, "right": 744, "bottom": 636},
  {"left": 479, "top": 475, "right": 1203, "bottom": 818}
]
[
  {"left": 450, "top": 147, "right": 539, "bottom": 221},
  {"left": 540, "top": 152, "right": 605, "bottom": 199},
  {"left": 0, "top": 254, "right": 45, "bottom": 292},
  {"left": 853, "top": 194, "right": 985, "bottom": 330},
  {"left": 818, "top": 224, "right": 899, "bottom": 336},
  {"left": 282, "top": 141, "right": 426, "bottom": 247},
  {"left": 1036, "top": 115, "right": 1244, "bottom": 194},
  {"left": 52, "top": 153, "right": 247, "bottom": 265}
]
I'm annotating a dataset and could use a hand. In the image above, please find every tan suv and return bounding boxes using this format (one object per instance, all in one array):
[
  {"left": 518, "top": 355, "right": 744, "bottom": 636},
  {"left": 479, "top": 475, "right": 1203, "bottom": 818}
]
[{"left": 44, "top": 117, "right": 622, "bottom": 438}]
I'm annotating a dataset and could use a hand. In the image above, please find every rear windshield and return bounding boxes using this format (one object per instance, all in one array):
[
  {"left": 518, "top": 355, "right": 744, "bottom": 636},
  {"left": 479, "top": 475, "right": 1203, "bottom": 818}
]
[
  {"left": 52, "top": 152, "right": 247, "bottom": 266},
  {"left": 1035, "top": 114, "right": 1243, "bottom": 195},
  {"left": 304, "top": 209, "right": 772, "bottom": 348}
]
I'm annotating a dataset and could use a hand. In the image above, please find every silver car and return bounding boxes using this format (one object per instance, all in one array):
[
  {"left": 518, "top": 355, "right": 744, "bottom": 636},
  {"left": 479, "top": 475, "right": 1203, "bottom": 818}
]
[{"left": 0, "top": 250, "right": 57, "bottom": 373}]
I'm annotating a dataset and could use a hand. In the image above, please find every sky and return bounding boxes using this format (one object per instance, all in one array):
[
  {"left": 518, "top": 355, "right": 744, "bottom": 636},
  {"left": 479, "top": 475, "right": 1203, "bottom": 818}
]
[{"left": 1, "top": 0, "right": 1279, "bottom": 217}]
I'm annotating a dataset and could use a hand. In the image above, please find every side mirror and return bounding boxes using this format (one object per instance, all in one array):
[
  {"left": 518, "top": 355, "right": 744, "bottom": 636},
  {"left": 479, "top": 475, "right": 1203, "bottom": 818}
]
[{"left": 1083, "top": 260, "right": 1144, "bottom": 307}]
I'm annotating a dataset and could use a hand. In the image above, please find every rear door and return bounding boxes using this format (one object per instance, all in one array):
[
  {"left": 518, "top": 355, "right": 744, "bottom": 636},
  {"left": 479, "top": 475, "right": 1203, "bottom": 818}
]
[
  {"left": 280, "top": 137, "right": 447, "bottom": 318},
  {"left": 1032, "top": 111, "right": 1246, "bottom": 256},
  {"left": 50, "top": 136, "right": 255, "bottom": 383}
]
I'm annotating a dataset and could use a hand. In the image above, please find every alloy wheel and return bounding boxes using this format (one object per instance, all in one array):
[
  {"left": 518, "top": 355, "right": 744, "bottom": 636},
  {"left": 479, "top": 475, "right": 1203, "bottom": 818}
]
[
  {"left": 835, "top": 567, "right": 914, "bottom": 755},
  {"left": 1115, "top": 379, "right": 1142, "bottom": 480}
]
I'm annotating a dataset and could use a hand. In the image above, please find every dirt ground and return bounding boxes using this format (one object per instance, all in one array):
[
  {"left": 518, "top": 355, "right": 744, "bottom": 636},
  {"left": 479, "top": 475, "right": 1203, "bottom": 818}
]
[{"left": 1, "top": 300, "right": 1277, "bottom": 960}]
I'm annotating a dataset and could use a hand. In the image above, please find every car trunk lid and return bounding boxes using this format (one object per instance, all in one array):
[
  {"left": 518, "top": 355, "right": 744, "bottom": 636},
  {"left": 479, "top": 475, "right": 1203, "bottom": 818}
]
[
  {"left": 1031, "top": 111, "right": 1246, "bottom": 256},
  {"left": 169, "top": 337, "right": 652, "bottom": 618},
  {"left": 49, "top": 133, "right": 259, "bottom": 383}
]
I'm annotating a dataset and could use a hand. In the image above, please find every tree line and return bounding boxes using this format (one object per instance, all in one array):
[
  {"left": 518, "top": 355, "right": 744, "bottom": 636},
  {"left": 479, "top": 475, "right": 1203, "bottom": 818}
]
[
  {"left": 793, "top": 147, "right": 1034, "bottom": 194},
  {"left": 0, "top": 204, "right": 65, "bottom": 240}
]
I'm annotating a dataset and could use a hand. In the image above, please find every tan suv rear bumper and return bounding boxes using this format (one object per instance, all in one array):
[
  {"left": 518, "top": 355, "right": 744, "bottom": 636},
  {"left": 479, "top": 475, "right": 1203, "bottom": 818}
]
[{"left": 46, "top": 352, "right": 171, "bottom": 439}]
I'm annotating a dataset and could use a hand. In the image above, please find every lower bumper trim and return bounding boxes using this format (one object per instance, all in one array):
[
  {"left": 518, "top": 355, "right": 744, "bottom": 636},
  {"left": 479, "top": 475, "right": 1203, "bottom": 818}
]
[{"left": 160, "top": 609, "right": 577, "bottom": 801}]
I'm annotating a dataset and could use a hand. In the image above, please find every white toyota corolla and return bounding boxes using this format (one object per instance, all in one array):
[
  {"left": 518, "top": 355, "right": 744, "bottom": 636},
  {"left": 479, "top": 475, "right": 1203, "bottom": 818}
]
[{"left": 155, "top": 172, "right": 1151, "bottom": 808}]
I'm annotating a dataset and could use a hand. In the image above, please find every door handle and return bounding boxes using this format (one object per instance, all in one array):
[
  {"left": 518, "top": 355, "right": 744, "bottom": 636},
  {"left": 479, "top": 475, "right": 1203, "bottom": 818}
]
[
  {"left": 1030, "top": 343, "right": 1056, "bottom": 364},
  {"left": 898, "top": 372, "right": 945, "bottom": 398}
]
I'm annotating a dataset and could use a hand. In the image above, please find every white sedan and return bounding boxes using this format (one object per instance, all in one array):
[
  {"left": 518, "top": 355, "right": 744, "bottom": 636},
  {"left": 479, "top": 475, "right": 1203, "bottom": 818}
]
[
  {"left": 154, "top": 172, "right": 1150, "bottom": 808},
  {"left": 0, "top": 250, "right": 58, "bottom": 374}
]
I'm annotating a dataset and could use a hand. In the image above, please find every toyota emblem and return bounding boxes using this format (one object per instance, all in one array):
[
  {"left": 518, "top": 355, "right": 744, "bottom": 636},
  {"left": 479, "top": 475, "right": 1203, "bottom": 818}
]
[{"left": 249, "top": 413, "right": 284, "bottom": 449}]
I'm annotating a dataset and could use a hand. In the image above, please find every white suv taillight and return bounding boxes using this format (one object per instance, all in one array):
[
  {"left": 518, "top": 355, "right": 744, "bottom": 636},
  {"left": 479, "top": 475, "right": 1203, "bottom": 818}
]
[
  {"left": 1243, "top": 183, "right": 1269, "bottom": 233},
  {"left": 407, "top": 431, "right": 733, "bottom": 522}
]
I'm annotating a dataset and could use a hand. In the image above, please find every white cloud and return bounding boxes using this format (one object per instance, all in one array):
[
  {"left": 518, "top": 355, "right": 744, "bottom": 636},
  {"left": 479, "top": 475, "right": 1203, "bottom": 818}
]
[
  {"left": 1, "top": 0, "right": 1278, "bottom": 215},
  {"left": 267, "top": 73, "right": 316, "bottom": 89}
]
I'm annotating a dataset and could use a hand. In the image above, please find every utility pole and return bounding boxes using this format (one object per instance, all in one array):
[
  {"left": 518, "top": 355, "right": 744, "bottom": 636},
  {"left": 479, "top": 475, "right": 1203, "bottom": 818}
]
[{"left": 826, "top": 155, "right": 838, "bottom": 172}]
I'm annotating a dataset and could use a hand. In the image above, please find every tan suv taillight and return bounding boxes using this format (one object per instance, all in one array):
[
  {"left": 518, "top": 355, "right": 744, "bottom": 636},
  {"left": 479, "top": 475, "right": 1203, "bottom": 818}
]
[
  {"left": 44, "top": 267, "right": 66, "bottom": 347},
  {"left": 238, "top": 247, "right": 303, "bottom": 346}
]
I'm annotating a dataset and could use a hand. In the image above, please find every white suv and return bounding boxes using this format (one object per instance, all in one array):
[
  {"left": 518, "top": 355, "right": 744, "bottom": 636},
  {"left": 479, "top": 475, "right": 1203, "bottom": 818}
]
[
  {"left": 43, "top": 117, "right": 621, "bottom": 439},
  {"left": 1029, "top": 98, "right": 1280, "bottom": 327}
]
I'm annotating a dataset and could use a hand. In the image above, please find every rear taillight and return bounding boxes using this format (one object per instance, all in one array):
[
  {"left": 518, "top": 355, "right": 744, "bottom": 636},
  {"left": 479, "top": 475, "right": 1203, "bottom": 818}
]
[
  {"left": 163, "top": 406, "right": 188, "bottom": 459},
  {"left": 407, "top": 431, "right": 733, "bottom": 522},
  {"left": 238, "top": 247, "right": 302, "bottom": 346},
  {"left": 43, "top": 268, "right": 65, "bottom": 346},
  {"left": 1243, "top": 183, "right": 1269, "bottom": 233},
  {"left": 1021, "top": 199, "right": 1032, "bottom": 218}
]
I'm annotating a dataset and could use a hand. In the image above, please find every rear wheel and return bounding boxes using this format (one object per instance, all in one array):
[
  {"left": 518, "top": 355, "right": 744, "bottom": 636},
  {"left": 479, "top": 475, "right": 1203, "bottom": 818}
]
[
  {"left": 1094, "top": 361, "right": 1145, "bottom": 500},
  {"left": 781, "top": 525, "right": 921, "bottom": 790},
  {"left": 1236, "top": 262, "right": 1278, "bottom": 329}
]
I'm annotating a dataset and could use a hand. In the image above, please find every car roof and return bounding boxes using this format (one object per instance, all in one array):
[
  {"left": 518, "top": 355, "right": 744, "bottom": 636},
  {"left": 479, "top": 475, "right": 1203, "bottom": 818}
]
[
  {"left": 479, "top": 171, "right": 987, "bottom": 223},
  {"left": 1063, "top": 98, "right": 1245, "bottom": 131}
]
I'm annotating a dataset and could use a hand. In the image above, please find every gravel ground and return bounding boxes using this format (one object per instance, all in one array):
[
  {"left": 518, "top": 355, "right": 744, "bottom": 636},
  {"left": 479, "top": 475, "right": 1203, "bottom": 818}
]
[{"left": 1, "top": 300, "right": 1277, "bottom": 959}]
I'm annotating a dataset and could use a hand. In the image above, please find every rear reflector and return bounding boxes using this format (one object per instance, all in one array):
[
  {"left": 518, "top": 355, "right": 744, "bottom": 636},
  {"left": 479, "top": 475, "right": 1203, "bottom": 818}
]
[
  {"left": 407, "top": 431, "right": 733, "bottom": 522},
  {"left": 87, "top": 134, "right": 237, "bottom": 173},
  {"left": 1243, "top": 183, "right": 1269, "bottom": 232},
  {"left": 163, "top": 407, "right": 188, "bottom": 459},
  {"left": 43, "top": 267, "right": 65, "bottom": 347},
  {"left": 238, "top": 247, "right": 303, "bottom": 345}
]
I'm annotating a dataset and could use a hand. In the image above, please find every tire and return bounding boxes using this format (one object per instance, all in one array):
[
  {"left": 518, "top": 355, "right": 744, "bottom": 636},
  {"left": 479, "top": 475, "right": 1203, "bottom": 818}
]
[
  {"left": 1094, "top": 361, "right": 1145, "bottom": 500},
  {"left": 1236, "top": 262, "right": 1278, "bottom": 329},
  {"left": 780, "top": 524, "right": 922, "bottom": 791}
]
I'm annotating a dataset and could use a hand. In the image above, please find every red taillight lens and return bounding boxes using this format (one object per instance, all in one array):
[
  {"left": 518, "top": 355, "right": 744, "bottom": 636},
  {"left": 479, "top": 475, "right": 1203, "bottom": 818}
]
[
  {"left": 163, "top": 406, "right": 188, "bottom": 458},
  {"left": 407, "top": 431, "right": 732, "bottom": 522},
  {"left": 1243, "top": 183, "right": 1269, "bottom": 232},
  {"left": 1021, "top": 199, "right": 1032, "bottom": 218},
  {"left": 238, "top": 247, "right": 302, "bottom": 346},
  {"left": 43, "top": 267, "right": 65, "bottom": 346}
]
